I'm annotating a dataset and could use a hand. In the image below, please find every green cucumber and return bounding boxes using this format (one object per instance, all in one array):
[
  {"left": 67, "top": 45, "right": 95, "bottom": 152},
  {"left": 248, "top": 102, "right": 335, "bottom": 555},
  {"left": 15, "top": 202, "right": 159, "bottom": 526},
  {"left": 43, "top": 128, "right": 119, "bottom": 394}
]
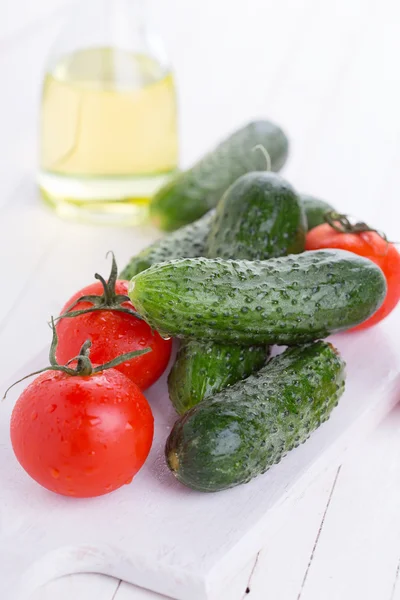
[
  {"left": 206, "top": 172, "right": 306, "bottom": 259},
  {"left": 120, "top": 211, "right": 214, "bottom": 280},
  {"left": 150, "top": 120, "right": 289, "bottom": 231},
  {"left": 301, "top": 194, "right": 335, "bottom": 231},
  {"left": 168, "top": 341, "right": 269, "bottom": 414},
  {"left": 167, "top": 171, "right": 305, "bottom": 413},
  {"left": 166, "top": 341, "right": 345, "bottom": 492},
  {"left": 129, "top": 250, "right": 386, "bottom": 345}
]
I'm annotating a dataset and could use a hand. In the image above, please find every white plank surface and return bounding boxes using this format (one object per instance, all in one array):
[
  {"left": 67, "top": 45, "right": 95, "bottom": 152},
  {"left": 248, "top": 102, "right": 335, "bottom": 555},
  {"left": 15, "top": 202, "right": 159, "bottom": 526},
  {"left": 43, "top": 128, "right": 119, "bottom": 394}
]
[
  {"left": 2, "top": 0, "right": 400, "bottom": 599},
  {"left": 298, "top": 412, "right": 400, "bottom": 600}
]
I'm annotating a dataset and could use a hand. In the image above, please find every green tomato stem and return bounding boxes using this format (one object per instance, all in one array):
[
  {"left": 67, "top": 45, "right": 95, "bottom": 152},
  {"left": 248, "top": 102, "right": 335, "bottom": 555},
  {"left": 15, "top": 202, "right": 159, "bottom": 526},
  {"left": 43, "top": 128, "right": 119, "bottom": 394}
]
[
  {"left": 3, "top": 317, "right": 151, "bottom": 400},
  {"left": 55, "top": 252, "right": 142, "bottom": 322}
]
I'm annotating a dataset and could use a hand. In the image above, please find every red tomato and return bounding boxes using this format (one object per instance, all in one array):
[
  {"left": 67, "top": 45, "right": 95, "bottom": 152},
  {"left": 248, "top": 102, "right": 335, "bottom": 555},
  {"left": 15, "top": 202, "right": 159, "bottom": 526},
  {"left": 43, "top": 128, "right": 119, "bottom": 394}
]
[
  {"left": 306, "top": 224, "right": 400, "bottom": 331},
  {"left": 56, "top": 280, "right": 172, "bottom": 390},
  {"left": 10, "top": 367, "right": 154, "bottom": 498}
]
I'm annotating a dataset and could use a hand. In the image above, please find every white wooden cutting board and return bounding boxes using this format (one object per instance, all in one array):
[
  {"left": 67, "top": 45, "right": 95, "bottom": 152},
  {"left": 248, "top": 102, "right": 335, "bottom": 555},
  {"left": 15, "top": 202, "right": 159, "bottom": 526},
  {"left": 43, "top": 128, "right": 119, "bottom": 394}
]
[{"left": 1, "top": 312, "right": 400, "bottom": 600}]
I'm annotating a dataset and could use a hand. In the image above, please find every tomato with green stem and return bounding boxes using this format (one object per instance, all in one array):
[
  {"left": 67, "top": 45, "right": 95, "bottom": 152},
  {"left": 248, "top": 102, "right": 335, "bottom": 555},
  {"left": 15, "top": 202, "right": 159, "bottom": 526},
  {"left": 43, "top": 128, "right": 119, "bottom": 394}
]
[
  {"left": 55, "top": 253, "right": 172, "bottom": 390},
  {"left": 306, "top": 212, "right": 400, "bottom": 331},
  {"left": 8, "top": 321, "right": 154, "bottom": 498}
]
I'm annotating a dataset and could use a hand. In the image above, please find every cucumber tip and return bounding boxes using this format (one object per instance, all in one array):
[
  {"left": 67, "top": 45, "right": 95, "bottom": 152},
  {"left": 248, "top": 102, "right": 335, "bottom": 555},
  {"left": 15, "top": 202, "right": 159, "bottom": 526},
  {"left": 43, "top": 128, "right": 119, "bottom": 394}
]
[{"left": 168, "top": 450, "right": 180, "bottom": 473}]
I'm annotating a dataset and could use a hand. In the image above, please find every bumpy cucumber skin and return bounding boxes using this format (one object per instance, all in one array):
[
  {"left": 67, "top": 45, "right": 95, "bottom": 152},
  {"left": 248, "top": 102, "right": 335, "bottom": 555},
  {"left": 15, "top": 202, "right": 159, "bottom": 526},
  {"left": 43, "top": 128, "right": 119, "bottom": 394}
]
[
  {"left": 301, "top": 194, "right": 335, "bottom": 231},
  {"left": 129, "top": 250, "right": 387, "bottom": 345},
  {"left": 150, "top": 120, "right": 289, "bottom": 231},
  {"left": 168, "top": 340, "right": 269, "bottom": 414},
  {"left": 166, "top": 341, "right": 345, "bottom": 492},
  {"left": 120, "top": 195, "right": 330, "bottom": 279},
  {"left": 120, "top": 211, "right": 214, "bottom": 280},
  {"left": 168, "top": 171, "right": 303, "bottom": 413},
  {"left": 206, "top": 172, "right": 307, "bottom": 259}
]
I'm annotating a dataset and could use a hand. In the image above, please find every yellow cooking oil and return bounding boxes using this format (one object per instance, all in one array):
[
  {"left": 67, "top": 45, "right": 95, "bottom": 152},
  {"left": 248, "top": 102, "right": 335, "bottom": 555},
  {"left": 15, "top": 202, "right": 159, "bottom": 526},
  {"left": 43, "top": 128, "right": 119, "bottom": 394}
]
[{"left": 38, "top": 47, "right": 178, "bottom": 224}]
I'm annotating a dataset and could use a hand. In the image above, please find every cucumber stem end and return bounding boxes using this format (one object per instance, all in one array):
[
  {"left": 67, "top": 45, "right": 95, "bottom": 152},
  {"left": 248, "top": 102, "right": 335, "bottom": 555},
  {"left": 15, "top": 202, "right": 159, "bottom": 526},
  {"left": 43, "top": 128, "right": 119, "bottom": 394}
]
[{"left": 168, "top": 450, "right": 180, "bottom": 473}]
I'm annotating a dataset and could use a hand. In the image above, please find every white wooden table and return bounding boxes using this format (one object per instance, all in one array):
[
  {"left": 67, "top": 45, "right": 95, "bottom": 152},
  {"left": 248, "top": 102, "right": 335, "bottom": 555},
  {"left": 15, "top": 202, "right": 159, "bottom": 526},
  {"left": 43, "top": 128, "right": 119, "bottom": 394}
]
[{"left": 2, "top": 0, "right": 400, "bottom": 598}]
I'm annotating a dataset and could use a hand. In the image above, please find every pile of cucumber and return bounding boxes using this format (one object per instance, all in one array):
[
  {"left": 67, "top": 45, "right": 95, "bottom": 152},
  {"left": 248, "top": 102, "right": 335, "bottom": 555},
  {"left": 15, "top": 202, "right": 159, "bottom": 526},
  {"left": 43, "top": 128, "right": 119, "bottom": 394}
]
[{"left": 123, "top": 120, "right": 387, "bottom": 493}]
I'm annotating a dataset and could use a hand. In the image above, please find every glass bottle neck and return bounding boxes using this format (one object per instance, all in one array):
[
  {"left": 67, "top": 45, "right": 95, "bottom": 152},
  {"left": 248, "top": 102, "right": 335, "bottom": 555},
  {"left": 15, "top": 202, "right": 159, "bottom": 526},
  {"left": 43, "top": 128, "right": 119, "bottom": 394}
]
[
  {"left": 45, "top": 0, "right": 168, "bottom": 74},
  {"left": 101, "top": 0, "right": 146, "bottom": 44}
]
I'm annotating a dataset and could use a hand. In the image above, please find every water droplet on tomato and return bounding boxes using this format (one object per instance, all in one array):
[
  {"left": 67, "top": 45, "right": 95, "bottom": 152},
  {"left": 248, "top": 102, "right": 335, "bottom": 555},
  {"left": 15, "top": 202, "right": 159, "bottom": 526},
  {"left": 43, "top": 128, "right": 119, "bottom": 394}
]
[
  {"left": 105, "top": 484, "right": 113, "bottom": 492},
  {"left": 88, "top": 417, "right": 102, "bottom": 427},
  {"left": 85, "top": 466, "right": 98, "bottom": 475},
  {"left": 50, "top": 467, "right": 60, "bottom": 479},
  {"left": 125, "top": 477, "right": 133, "bottom": 485},
  {"left": 31, "top": 411, "right": 38, "bottom": 421},
  {"left": 46, "top": 404, "right": 57, "bottom": 413},
  {"left": 88, "top": 450, "right": 96, "bottom": 456},
  {"left": 125, "top": 422, "right": 133, "bottom": 431}
]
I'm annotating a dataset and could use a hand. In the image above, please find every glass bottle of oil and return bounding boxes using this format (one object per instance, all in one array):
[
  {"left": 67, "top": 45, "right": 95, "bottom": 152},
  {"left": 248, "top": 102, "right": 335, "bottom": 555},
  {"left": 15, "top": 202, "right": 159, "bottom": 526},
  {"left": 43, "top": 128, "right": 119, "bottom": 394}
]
[{"left": 38, "top": 0, "right": 178, "bottom": 225}]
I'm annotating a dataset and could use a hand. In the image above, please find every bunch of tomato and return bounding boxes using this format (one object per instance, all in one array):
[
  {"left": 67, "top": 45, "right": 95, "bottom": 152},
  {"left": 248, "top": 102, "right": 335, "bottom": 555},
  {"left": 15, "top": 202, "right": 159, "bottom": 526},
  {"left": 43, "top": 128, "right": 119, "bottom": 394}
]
[{"left": 9, "top": 255, "right": 172, "bottom": 498}]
